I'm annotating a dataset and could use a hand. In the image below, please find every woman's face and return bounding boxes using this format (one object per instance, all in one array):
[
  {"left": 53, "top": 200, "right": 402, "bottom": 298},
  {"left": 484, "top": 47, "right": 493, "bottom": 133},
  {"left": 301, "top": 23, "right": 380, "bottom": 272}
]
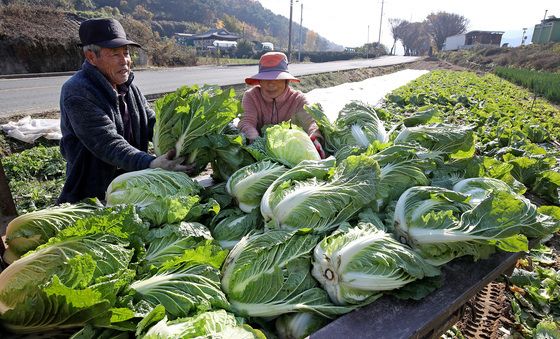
[{"left": 259, "top": 80, "right": 287, "bottom": 98}]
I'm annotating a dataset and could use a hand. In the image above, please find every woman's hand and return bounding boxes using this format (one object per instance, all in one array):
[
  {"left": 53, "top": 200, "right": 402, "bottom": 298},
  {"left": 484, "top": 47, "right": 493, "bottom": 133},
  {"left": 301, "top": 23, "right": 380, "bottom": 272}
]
[{"left": 310, "top": 134, "right": 326, "bottom": 159}]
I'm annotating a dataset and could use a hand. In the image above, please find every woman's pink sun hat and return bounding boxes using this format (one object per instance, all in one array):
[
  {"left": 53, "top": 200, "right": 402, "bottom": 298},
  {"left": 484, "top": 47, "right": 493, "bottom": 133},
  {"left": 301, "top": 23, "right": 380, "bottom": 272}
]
[{"left": 245, "top": 52, "right": 300, "bottom": 85}]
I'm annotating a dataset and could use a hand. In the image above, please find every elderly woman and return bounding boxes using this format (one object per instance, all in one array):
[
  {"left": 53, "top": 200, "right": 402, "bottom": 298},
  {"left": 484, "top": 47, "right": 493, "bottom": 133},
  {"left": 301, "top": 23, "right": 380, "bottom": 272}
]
[{"left": 237, "top": 52, "right": 325, "bottom": 157}]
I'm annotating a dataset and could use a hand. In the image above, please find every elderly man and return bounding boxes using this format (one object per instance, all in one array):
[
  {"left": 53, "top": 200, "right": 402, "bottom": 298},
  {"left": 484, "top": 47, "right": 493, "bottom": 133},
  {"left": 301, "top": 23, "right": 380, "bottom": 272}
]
[{"left": 58, "top": 18, "right": 187, "bottom": 203}]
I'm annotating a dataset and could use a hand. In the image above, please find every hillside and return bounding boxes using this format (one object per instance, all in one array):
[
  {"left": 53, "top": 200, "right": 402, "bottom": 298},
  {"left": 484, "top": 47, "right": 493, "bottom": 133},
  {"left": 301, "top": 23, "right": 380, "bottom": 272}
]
[
  {"left": 438, "top": 43, "right": 560, "bottom": 72},
  {"left": 0, "top": 1, "right": 344, "bottom": 74}
]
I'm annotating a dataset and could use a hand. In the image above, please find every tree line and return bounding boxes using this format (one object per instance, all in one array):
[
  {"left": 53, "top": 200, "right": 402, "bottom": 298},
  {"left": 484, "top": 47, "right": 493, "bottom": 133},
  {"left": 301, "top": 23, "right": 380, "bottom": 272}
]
[{"left": 388, "top": 12, "right": 469, "bottom": 55}]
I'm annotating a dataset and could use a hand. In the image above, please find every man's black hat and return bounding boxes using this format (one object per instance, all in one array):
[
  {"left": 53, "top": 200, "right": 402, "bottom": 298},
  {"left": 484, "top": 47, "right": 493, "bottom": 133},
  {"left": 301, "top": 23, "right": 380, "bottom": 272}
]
[{"left": 78, "top": 18, "right": 141, "bottom": 48}]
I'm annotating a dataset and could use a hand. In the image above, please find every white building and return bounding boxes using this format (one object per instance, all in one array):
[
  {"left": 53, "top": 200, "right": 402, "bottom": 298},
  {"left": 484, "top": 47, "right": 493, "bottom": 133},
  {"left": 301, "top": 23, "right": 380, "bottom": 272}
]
[{"left": 442, "top": 31, "right": 504, "bottom": 51}]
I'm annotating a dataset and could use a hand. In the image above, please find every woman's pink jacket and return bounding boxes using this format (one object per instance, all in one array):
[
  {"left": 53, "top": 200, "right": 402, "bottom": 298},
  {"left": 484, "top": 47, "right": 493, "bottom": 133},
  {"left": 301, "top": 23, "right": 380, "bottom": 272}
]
[{"left": 238, "top": 85, "right": 320, "bottom": 141}]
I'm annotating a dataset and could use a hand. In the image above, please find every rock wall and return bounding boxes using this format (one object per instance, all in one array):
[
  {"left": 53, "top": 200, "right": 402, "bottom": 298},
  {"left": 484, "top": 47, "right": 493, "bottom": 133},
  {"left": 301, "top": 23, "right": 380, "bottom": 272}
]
[{"left": 0, "top": 38, "right": 83, "bottom": 74}]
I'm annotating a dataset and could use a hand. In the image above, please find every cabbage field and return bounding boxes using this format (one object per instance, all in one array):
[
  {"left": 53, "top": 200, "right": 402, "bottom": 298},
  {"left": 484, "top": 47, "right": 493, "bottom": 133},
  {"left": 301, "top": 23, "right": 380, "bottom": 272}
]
[{"left": 1, "top": 69, "right": 560, "bottom": 338}]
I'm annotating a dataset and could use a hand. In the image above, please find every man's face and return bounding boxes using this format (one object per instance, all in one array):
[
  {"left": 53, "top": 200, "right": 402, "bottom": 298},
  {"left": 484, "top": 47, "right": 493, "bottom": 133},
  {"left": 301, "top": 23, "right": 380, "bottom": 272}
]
[{"left": 88, "top": 46, "right": 132, "bottom": 87}]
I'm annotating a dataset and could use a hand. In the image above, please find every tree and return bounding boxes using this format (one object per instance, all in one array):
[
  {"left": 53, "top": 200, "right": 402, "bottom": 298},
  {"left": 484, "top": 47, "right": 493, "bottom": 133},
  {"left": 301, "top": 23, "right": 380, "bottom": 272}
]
[
  {"left": 388, "top": 18, "right": 405, "bottom": 55},
  {"left": 222, "top": 14, "right": 243, "bottom": 35},
  {"left": 235, "top": 39, "right": 254, "bottom": 58},
  {"left": 215, "top": 19, "right": 224, "bottom": 29},
  {"left": 132, "top": 5, "right": 153, "bottom": 22},
  {"left": 304, "top": 31, "right": 318, "bottom": 51},
  {"left": 399, "top": 21, "right": 430, "bottom": 56},
  {"left": 426, "top": 12, "right": 469, "bottom": 51}
]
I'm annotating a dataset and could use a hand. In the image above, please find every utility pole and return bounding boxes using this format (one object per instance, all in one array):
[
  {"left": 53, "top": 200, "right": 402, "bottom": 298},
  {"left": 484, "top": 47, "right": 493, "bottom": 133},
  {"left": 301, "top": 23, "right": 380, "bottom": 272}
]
[
  {"left": 298, "top": 2, "right": 303, "bottom": 62},
  {"left": 366, "top": 25, "right": 370, "bottom": 58},
  {"left": 378, "top": 0, "right": 384, "bottom": 44},
  {"left": 287, "top": 0, "right": 294, "bottom": 62}
]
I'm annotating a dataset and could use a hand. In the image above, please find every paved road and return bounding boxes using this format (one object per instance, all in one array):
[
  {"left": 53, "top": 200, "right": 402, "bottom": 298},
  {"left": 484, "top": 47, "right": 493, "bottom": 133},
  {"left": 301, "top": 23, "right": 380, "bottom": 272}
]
[{"left": 0, "top": 55, "right": 419, "bottom": 118}]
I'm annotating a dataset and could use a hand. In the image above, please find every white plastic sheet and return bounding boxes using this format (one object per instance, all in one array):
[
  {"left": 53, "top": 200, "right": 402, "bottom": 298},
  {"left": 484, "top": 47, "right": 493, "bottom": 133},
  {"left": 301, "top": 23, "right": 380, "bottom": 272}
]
[
  {"left": 305, "top": 69, "right": 429, "bottom": 122},
  {"left": 1, "top": 116, "right": 61, "bottom": 144}
]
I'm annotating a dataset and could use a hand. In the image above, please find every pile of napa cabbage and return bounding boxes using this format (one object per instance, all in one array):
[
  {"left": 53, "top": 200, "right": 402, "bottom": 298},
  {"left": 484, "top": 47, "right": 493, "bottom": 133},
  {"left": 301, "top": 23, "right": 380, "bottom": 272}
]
[{"left": 1, "top": 93, "right": 559, "bottom": 339}]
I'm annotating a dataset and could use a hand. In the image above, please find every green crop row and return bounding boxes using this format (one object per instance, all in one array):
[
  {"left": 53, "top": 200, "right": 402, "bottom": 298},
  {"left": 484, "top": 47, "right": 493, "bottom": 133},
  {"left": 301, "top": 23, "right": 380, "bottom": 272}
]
[
  {"left": 494, "top": 67, "right": 560, "bottom": 104},
  {"left": 382, "top": 70, "right": 560, "bottom": 146},
  {"left": 380, "top": 70, "right": 560, "bottom": 205}
]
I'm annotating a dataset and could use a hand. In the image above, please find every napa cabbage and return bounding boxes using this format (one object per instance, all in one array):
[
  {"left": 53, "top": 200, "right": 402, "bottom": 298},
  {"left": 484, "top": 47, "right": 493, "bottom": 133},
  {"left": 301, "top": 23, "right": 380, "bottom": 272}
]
[
  {"left": 105, "top": 168, "right": 218, "bottom": 226},
  {"left": 261, "top": 154, "right": 380, "bottom": 233},
  {"left": 194, "top": 133, "right": 257, "bottom": 182},
  {"left": 394, "top": 124, "right": 475, "bottom": 160},
  {"left": 221, "top": 230, "right": 355, "bottom": 318},
  {"left": 369, "top": 145, "right": 431, "bottom": 211},
  {"left": 130, "top": 263, "right": 229, "bottom": 319},
  {"left": 260, "top": 157, "right": 335, "bottom": 222},
  {"left": 393, "top": 185, "right": 555, "bottom": 266},
  {"left": 0, "top": 233, "right": 134, "bottom": 333},
  {"left": 306, "top": 101, "right": 388, "bottom": 154},
  {"left": 152, "top": 85, "right": 239, "bottom": 159},
  {"left": 139, "top": 310, "right": 265, "bottom": 339},
  {"left": 265, "top": 123, "right": 321, "bottom": 167},
  {"left": 312, "top": 223, "right": 440, "bottom": 305},
  {"left": 4, "top": 200, "right": 102, "bottom": 263},
  {"left": 226, "top": 160, "right": 288, "bottom": 212},
  {"left": 452, "top": 177, "right": 515, "bottom": 205}
]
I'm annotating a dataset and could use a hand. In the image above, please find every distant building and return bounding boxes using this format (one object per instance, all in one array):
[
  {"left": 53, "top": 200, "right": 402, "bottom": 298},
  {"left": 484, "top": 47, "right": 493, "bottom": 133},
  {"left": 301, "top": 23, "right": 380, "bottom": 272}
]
[
  {"left": 532, "top": 17, "right": 560, "bottom": 44},
  {"left": 253, "top": 41, "right": 274, "bottom": 51},
  {"left": 175, "top": 28, "right": 239, "bottom": 49},
  {"left": 261, "top": 42, "right": 274, "bottom": 51},
  {"left": 212, "top": 40, "right": 237, "bottom": 49},
  {"left": 442, "top": 31, "right": 504, "bottom": 51}
]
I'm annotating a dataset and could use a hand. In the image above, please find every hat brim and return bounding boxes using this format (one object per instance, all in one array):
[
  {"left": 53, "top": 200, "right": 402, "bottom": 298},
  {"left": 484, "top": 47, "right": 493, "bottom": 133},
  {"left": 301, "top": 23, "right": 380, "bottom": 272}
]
[
  {"left": 245, "top": 71, "right": 300, "bottom": 85},
  {"left": 77, "top": 38, "right": 142, "bottom": 48}
]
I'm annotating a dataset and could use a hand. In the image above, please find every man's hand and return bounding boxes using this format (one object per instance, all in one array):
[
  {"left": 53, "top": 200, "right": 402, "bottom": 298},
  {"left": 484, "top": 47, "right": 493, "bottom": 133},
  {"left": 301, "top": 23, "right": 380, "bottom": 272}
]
[
  {"left": 310, "top": 134, "right": 326, "bottom": 159},
  {"left": 149, "top": 149, "right": 194, "bottom": 173}
]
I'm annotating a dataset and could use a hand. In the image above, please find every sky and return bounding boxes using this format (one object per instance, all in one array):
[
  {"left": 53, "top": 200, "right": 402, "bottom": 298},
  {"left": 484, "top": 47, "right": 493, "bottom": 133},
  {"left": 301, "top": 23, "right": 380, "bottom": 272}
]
[{"left": 256, "top": 0, "right": 557, "bottom": 52}]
